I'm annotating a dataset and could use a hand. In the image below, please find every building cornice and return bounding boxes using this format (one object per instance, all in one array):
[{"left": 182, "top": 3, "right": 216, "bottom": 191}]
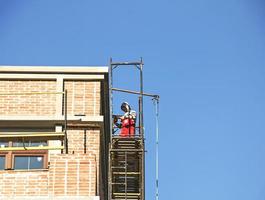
[{"left": 0, "top": 66, "right": 108, "bottom": 74}]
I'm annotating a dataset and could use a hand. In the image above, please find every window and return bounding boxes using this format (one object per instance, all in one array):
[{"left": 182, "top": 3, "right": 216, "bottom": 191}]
[
  {"left": 0, "top": 156, "right": 5, "bottom": 170},
  {"left": 14, "top": 155, "right": 44, "bottom": 170},
  {"left": 0, "top": 141, "right": 8, "bottom": 148},
  {"left": 13, "top": 140, "right": 47, "bottom": 147},
  {"left": 0, "top": 139, "right": 48, "bottom": 170}
]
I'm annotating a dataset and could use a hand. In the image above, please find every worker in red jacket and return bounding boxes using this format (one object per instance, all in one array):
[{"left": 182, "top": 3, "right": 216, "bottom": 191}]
[{"left": 119, "top": 102, "right": 136, "bottom": 137}]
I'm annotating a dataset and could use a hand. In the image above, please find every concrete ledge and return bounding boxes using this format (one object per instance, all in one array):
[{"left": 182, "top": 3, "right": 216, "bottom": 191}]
[
  {"left": 0, "top": 66, "right": 108, "bottom": 74},
  {"left": 0, "top": 74, "right": 105, "bottom": 80},
  {"left": 0, "top": 115, "right": 103, "bottom": 128},
  {"left": 0, "top": 115, "right": 103, "bottom": 122}
]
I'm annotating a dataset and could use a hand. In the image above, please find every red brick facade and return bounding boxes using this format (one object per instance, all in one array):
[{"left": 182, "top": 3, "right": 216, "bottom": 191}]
[
  {"left": 64, "top": 81, "right": 101, "bottom": 116},
  {"left": 0, "top": 80, "right": 57, "bottom": 116}
]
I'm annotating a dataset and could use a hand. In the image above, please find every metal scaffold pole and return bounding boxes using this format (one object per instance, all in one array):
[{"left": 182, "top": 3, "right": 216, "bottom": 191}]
[{"left": 140, "top": 58, "right": 145, "bottom": 200}]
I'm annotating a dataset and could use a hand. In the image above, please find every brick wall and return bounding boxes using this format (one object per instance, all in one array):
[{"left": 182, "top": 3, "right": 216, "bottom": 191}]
[
  {"left": 0, "top": 80, "right": 56, "bottom": 116},
  {"left": 64, "top": 81, "right": 101, "bottom": 116},
  {"left": 67, "top": 128, "right": 100, "bottom": 155},
  {"left": 0, "top": 80, "right": 101, "bottom": 116},
  {"left": 0, "top": 77, "right": 103, "bottom": 199},
  {"left": 0, "top": 153, "right": 97, "bottom": 198},
  {"left": 49, "top": 154, "right": 97, "bottom": 197},
  {"left": 0, "top": 171, "right": 49, "bottom": 197}
]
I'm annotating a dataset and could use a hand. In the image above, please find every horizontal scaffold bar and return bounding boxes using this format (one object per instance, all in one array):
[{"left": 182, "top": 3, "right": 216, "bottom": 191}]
[
  {"left": 0, "top": 132, "right": 65, "bottom": 138},
  {"left": 110, "top": 149, "right": 144, "bottom": 152},
  {"left": 113, "top": 172, "right": 141, "bottom": 175},
  {"left": 111, "top": 61, "right": 142, "bottom": 66},
  {"left": 111, "top": 87, "right": 160, "bottom": 99},
  {"left": 113, "top": 192, "right": 141, "bottom": 196},
  {"left": 111, "top": 136, "right": 143, "bottom": 140},
  {"left": 0, "top": 146, "right": 64, "bottom": 151}
]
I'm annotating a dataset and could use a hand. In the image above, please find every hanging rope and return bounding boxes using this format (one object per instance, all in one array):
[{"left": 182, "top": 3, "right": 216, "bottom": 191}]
[{"left": 153, "top": 97, "right": 160, "bottom": 200}]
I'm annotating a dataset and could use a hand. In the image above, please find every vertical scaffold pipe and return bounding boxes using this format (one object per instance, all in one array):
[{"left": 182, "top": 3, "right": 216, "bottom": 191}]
[
  {"left": 64, "top": 90, "right": 68, "bottom": 154},
  {"left": 109, "top": 58, "right": 113, "bottom": 140},
  {"left": 140, "top": 59, "right": 145, "bottom": 200},
  {"left": 108, "top": 58, "right": 113, "bottom": 200}
]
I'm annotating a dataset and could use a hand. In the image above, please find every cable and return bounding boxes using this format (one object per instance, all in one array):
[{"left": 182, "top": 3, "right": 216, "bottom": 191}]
[{"left": 153, "top": 97, "right": 160, "bottom": 200}]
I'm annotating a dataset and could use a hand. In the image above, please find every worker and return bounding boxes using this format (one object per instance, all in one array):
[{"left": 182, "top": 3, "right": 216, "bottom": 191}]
[{"left": 119, "top": 102, "right": 136, "bottom": 137}]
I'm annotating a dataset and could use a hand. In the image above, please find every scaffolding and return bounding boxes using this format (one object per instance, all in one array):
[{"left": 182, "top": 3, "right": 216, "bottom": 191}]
[
  {"left": 108, "top": 59, "right": 159, "bottom": 200},
  {"left": 0, "top": 90, "right": 68, "bottom": 153}
]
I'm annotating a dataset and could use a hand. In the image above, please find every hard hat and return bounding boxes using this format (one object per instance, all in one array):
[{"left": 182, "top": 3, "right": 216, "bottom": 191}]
[{"left": 121, "top": 102, "right": 131, "bottom": 112}]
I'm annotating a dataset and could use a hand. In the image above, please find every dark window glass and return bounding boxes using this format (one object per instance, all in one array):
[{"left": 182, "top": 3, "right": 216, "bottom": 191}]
[
  {"left": 0, "top": 142, "right": 8, "bottom": 148},
  {"left": 13, "top": 141, "right": 47, "bottom": 147},
  {"left": 30, "top": 141, "right": 47, "bottom": 147},
  {"left": 0, "top": 156, "right": 5, "bottom": 170},
  {"left": 14, "top": 156, "right": 44, "bottom": 170},
  {"left": 13, "top": 141, "right": 30, "bottom": 147}
]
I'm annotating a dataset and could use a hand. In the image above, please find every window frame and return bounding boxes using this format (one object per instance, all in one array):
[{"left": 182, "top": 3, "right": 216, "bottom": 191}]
[
  {"left": 12, "top": 150, "right": 48, "bottom": 170},
  {"left": 0, "top": 152, "right": 8, "bottom": 170},
  {"left": 0, "top": 139, "right": 48, "bottom": 170}
]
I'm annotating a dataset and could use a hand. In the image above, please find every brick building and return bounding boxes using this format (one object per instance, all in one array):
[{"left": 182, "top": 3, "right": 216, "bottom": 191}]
[{"left": 0, "top": 66, "right": 110, "bottom": 200}]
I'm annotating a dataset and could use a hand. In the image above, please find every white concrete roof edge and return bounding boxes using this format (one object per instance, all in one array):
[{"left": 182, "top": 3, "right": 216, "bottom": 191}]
[{"left": 0, "top": 66, "right": 109, "bottom": 73}]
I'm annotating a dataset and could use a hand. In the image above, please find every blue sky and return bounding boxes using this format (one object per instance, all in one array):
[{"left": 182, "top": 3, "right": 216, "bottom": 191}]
[{"left": 1, "top": 1, "right": 265, "bottom": 199}]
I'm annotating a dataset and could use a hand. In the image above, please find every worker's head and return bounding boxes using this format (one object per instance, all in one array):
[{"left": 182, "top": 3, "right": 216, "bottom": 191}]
[{"left": 121, "top": 102, "right": 131, "bottom": 112}]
